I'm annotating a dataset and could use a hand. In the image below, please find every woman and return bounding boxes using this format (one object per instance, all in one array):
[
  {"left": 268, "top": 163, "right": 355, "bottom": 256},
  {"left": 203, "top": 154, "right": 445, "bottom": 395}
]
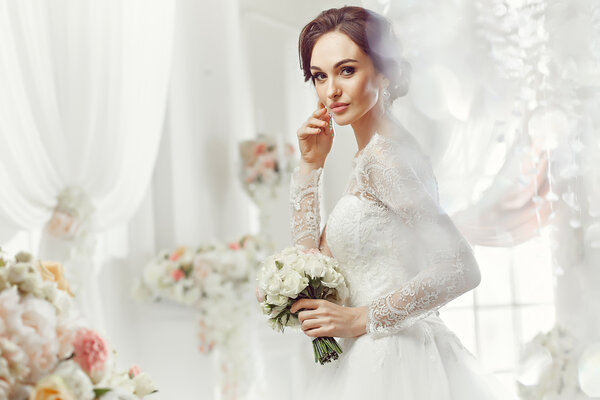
[{"left": 288, "top": 6, "right": 514, "bottom": 399}]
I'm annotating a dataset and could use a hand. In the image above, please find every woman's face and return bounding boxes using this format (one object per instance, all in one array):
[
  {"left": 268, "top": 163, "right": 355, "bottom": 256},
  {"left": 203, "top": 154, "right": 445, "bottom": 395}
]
[{"left": 310, "top": 30, "right": 386, "bottom": 126}]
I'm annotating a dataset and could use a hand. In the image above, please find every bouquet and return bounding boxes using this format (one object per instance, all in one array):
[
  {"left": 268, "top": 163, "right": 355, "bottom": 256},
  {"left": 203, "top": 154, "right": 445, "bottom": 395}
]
[
  {"left": 0, "top": 249, "right": 156, "bottom": 400},
  {"left": 257, "top": 246, "right": 348, "bottom": 365}
]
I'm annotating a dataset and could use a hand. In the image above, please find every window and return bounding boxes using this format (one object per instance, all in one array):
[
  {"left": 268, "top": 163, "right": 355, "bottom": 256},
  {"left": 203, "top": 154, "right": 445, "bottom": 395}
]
[{"left": 440, "top": 233, "right": 555, "bottom": 395}]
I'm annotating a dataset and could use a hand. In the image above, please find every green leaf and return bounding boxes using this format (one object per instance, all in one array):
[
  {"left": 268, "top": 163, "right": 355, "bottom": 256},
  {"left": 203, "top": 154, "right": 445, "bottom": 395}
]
[
  {"left": 93, "top": 388, "right": 112, "bottom": 397},
  {"left": 275, "top": 260, "right": 283, "bottom": 270}
]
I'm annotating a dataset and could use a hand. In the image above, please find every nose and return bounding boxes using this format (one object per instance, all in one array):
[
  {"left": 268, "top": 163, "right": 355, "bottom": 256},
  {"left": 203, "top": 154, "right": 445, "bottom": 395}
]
[{"left": 327, "top": 80, "right": 341, "bottom": 100}]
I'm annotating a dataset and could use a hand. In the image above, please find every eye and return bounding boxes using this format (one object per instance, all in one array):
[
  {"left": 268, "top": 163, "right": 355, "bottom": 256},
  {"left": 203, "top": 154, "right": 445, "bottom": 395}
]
[
  {"left": 341, "top": 66, "right": 355, "bottom": 76},
  {"left": 312, "top": 72, "right": 326, "bottom": 82}
]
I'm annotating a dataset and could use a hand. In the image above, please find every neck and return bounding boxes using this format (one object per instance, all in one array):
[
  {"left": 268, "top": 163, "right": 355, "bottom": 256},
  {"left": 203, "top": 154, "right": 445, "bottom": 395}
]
[{"left": 351, "top": 102, "right": 389, "bottom": 151}]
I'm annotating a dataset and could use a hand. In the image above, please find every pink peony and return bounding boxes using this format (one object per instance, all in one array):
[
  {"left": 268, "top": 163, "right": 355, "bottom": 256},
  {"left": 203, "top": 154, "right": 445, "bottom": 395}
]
[
  {"left": 261, "top": 155, "right": 276, "bottom": 170},
  {"left": 72, "top": 328, "right": 109, "bottom": 374},
  {"left": 254, "top": 143, "right": 267, "bottom": 155},
  {"left": 171, "top": 269, "right": 185, "bottom": 281}
]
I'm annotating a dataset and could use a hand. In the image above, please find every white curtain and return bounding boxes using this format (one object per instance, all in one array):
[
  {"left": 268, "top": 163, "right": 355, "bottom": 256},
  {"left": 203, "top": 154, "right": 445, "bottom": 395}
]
[{"left": 0, "top": 0, "right": 175, "bottom": 327}]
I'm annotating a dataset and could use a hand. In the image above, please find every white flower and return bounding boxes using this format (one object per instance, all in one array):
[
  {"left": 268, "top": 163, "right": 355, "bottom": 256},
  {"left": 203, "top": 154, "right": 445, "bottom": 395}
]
[
  {"left": 321, "top": 268, "right": 344, "bottom": 289},
  {"left": 54, "top": 361, "right": 94, "bottom": 400},
  {"left": 104, "top": 371, "right": 135, "bottom": 394},
  {"left": 266, "top": 293, "right": 288, "bottom": 307},
  {"left": 99, "top": 388, "right": 138, "bottom": 400},
  {"left": 280, "top": 269, "right": 308, "bottom": 298},
  {"left": 304, "top": 257, "right": 326, "bottom": 278},
  {"left": 284, "top": 254, "right": 306, "bottom": 273},
  {"left": 7, "top": 262, "right": 31, "bottom": 283},
  {"left": 132, "top": 372, "right": 156, "bottom": 396}
]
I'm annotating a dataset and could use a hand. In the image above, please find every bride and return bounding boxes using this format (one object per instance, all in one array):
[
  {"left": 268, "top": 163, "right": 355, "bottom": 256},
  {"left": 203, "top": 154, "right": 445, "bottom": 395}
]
[{"left": 288, "top": 6, "right": 515, "bottom": 399}]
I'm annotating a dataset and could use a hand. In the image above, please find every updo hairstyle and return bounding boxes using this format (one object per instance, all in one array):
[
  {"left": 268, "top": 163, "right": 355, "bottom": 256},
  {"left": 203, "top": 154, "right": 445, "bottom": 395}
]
[{"left": 298, "top": 6, "right": 410, "bottom": 102}]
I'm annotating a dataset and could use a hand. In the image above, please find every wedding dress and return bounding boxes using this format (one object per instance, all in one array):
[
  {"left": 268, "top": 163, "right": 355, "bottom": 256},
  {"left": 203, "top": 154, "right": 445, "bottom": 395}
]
[{"left": 290, "top": 130, "right": 516, "bottom": 399}]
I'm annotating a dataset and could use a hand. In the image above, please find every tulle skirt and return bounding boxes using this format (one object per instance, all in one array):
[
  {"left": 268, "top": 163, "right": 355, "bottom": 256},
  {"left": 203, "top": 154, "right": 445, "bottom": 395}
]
[{"left": 301, "top": 314, "right": 517, "bottom": 400}]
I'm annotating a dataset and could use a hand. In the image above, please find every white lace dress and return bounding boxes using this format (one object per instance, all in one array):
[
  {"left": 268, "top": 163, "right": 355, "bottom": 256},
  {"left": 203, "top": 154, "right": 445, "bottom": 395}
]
[{"left": 290, "top": 131, "right": 515, "bottom": 399}]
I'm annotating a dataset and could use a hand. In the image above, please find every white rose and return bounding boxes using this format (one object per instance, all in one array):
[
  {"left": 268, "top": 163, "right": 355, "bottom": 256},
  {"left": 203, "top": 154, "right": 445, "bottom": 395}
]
[
  {"left": 19, "top": 272, "right": 43, "bottom": 295},
  {"left": 279, "top": 269, "right": 307, "bottom": 298},
  {"left": 321, "top": 268, "right": 344, "bottom": 288},
  {"left": 133, "top": 372, "right": 156, "bottom": 396},
  {"left": 266, "top": 293, "right": 288, "bottom": 307},
  {"left": 265, "top": 272, "right": 283, "bottom": 295},
  {"left": 280, "top": 247, "right": 298, "bottom": 257},
  {"left": 54, "top": 360, "right": 95, "bottom": 400},
  {"left": 304, "top": 257, "right": 326, "bottom": 278},
  {"left": 7, "top": 263, "right": 34, "bottom": 284},
  {"left": 284, "top": 255, "right": 306, "bottom": 274}
]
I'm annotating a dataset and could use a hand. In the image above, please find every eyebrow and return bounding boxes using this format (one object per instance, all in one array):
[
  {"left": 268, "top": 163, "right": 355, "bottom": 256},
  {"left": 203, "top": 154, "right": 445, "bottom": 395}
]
[{"left": 310, "top": 58, "right": 358, "bottom": 71}]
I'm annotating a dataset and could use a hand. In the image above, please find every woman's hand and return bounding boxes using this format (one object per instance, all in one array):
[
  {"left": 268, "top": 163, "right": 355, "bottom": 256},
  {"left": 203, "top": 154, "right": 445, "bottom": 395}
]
[
  {"left": 290, "top": 299, "right": 367, "bottom": 338},
  {"left": 296, "top": 104, "right": 334, "bottom": 170}
]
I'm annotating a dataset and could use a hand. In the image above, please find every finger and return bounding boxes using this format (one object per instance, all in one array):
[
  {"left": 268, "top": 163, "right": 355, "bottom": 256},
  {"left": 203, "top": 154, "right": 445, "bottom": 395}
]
[
  {"left": 307, "top": 117, "right": 328, "bottom": 128},
  {"left": 297, "top": 309, "right": 319, "bottom": 323},
  {"left": 312, "top": 107, "right": 328, "bottom": 117},
  {"left": 304, "top": 326, "right": 333, "bottom": 338},
  {"left": 291, "top": 298, "right": 321, "bottom": 314},
  {"left": 301, "top": 318, "right": 322, "bottom": 331},
  {"left": 298, "top": 127, "right": 323, "bottom": 137}
]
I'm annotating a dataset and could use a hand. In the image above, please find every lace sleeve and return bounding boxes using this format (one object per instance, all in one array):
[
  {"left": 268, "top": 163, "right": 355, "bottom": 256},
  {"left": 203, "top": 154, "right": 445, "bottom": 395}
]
[
  {"left": 361, "top": 143, "right": 481, "bottom": 337},
  {"left": 290, "top": 166, "right": 323, "bottom": 249}
]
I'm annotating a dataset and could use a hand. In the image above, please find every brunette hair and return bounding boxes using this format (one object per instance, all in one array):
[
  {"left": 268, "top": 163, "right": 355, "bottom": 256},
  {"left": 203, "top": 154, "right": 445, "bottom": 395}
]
[{"left": 298, "top": 6, "right": 410, "bottom": 102}]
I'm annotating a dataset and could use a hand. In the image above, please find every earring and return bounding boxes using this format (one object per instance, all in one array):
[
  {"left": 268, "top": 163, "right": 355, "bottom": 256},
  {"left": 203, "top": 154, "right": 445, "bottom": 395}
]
[{"left": 382, "top": 88, "right": 391, "bottom": 109}]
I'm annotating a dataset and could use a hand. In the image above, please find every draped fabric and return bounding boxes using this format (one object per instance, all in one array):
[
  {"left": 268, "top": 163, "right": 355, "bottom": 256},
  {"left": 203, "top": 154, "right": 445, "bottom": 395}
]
[
  {"left": 0, "top": 0, "right": 174, "bottom": 237},
  {"left": 0, "top": 0, "right": 175, "bottom": 326}
]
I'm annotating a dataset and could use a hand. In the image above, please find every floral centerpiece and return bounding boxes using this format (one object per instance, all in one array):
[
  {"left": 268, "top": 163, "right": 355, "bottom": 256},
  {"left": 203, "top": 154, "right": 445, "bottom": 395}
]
[
  {"left": 134, "top": 234, "right": 271, "bottom": 400},
  {"left": 238, "top": 135, "right": 295, "bottom": 205},
  {"left": 0, "top": 249, "right": 156, "bottom": 400}
]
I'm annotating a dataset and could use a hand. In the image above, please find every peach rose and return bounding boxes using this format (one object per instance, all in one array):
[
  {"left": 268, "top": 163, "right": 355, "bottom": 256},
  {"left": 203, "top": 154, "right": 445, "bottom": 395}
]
[
  {"left": 169, "top": 247, "right": 186, "bottom": 261},
  {"left": 30, "top": 375, "right": 75, "bottom": 400},
  {"left": 37, "top": 262, "right": 74, "bottom": 297}
]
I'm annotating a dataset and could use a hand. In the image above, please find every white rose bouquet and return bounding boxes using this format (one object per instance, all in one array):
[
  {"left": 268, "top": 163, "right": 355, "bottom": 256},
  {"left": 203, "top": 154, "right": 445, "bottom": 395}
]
[{"left": 257, "top": 246, "right": 348, "bottom": 365}]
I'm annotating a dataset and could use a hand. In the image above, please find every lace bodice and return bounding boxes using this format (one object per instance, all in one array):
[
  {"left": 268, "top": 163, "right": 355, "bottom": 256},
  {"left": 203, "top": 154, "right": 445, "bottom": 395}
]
[{"left": 289, "top": 131, "right": 480, "bottom": 338}]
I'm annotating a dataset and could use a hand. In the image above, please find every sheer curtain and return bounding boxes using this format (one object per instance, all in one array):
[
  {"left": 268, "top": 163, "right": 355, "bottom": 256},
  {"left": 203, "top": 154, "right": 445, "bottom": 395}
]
[{"left": 0, "top": 0, "right": 175, "bottom": 328}]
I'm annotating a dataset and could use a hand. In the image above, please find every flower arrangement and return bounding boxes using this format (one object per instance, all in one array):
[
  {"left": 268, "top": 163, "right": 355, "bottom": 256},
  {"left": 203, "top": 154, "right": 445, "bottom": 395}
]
[
  {"left": 238, "top": 135, "right": 295, "bottom": 204},
  {"left": 134, "top": 234, "right": 269, "bottom": 310},
  {"left": 517, "top": 325, "right": 586, "bottom": 400},
  {"left": 0, "top": 249, "right": 156, "bottom": 400},
  {"left": 257, "top": 246, "right": 349, "bottom": 365},
  {"left": 134, "top": 234, "right": 271, "bottom": 400}
]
